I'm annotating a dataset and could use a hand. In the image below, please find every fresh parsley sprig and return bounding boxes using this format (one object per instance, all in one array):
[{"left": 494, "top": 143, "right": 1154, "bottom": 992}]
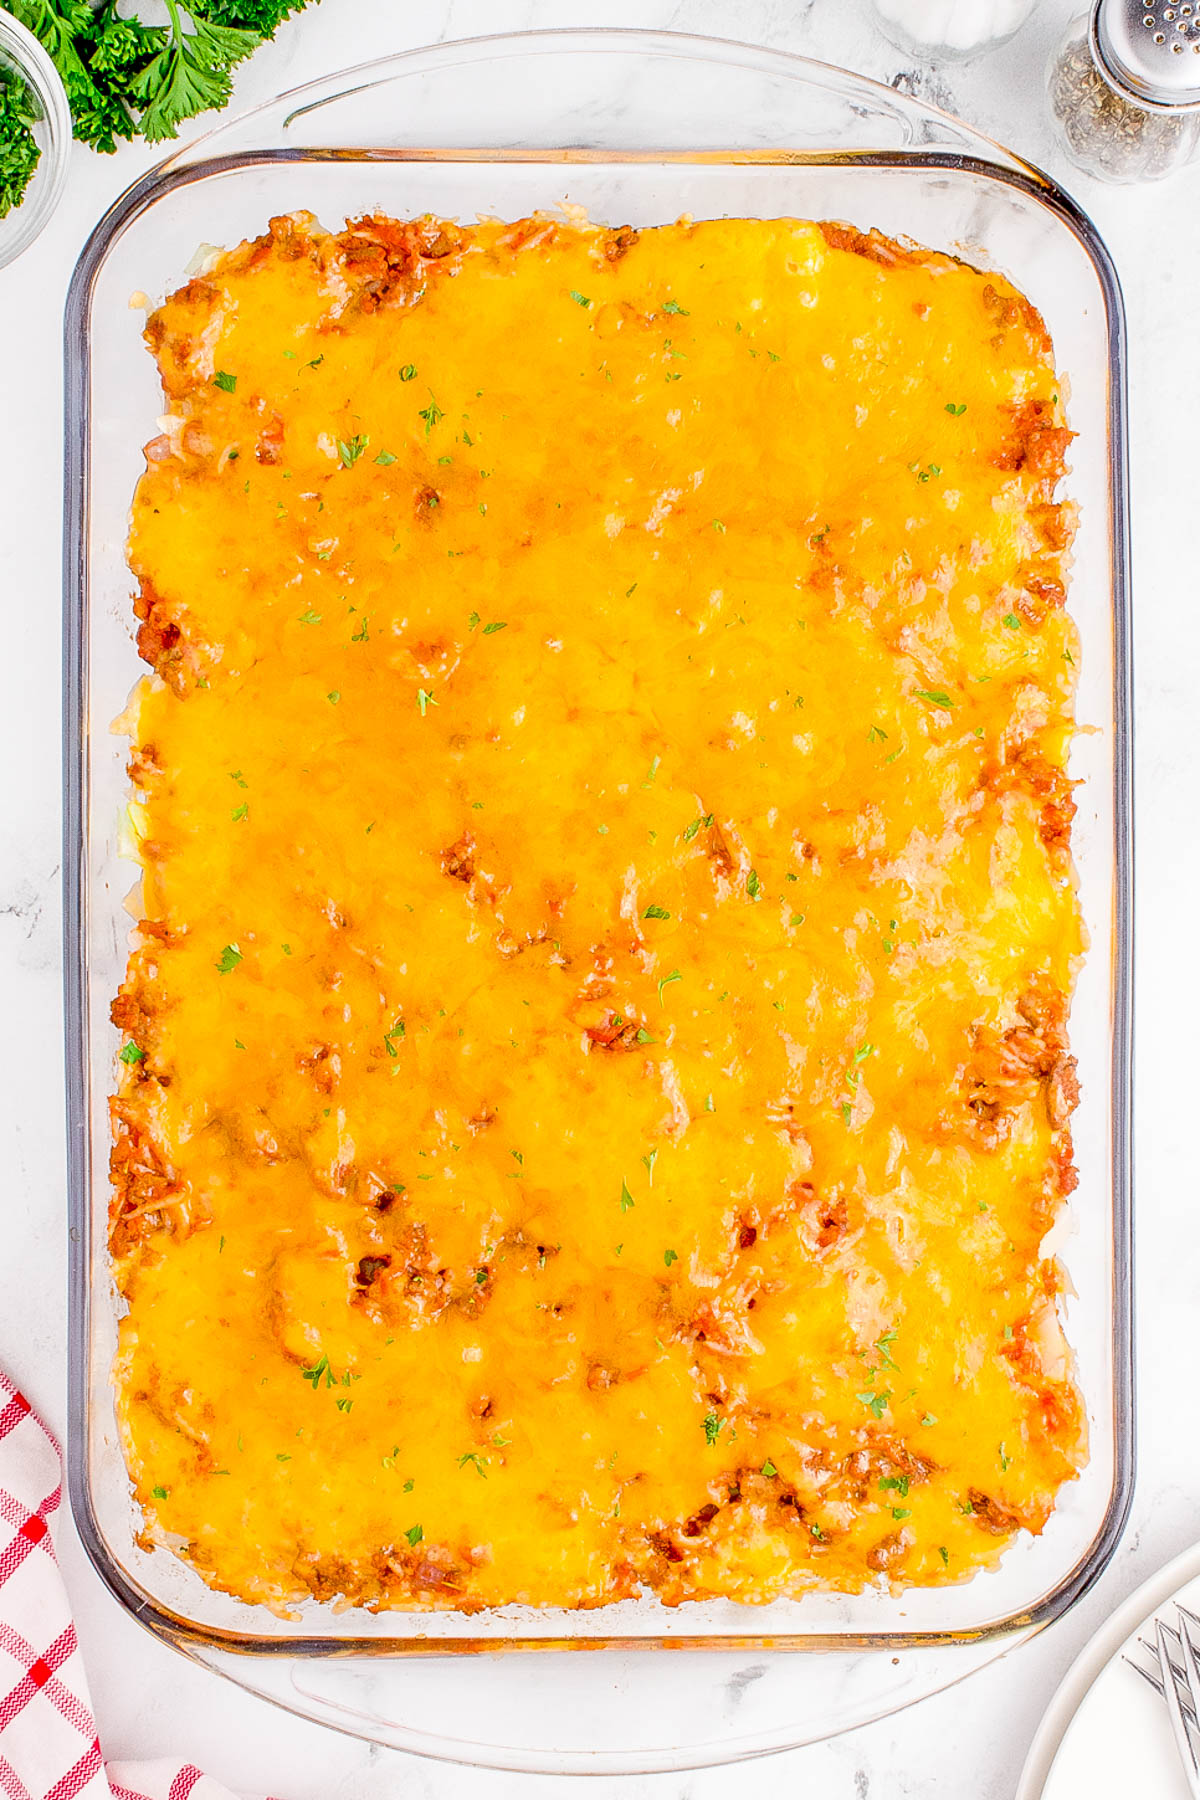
[{"left": 1, "top": 0, "right": 316, "bottom": 216}]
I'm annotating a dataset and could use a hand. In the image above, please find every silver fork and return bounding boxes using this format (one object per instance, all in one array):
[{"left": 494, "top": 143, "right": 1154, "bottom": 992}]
[{"left": 1124, "top": 1603, "right": 1200, "bottom": 1796}]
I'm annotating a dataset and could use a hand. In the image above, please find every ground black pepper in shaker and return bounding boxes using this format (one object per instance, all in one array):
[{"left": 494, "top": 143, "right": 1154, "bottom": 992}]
[{"left": 1048, "top": 0, "right": 1200, "bottom": 180}]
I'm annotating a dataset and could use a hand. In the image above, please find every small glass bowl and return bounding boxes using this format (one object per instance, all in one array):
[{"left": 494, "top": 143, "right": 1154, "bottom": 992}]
[{"left": 0, "top": 7, "right": 71, "bottom": 269}]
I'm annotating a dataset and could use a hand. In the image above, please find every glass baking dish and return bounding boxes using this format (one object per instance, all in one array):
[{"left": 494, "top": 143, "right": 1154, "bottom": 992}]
[{"left": 63, "top": 29, "right": 1133, "bottom": 1775}]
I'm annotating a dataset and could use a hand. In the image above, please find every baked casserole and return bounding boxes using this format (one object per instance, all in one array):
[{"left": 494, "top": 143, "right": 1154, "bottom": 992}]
[{"left": 111, "top": 210, "right": 1085, "bottom": 1612}]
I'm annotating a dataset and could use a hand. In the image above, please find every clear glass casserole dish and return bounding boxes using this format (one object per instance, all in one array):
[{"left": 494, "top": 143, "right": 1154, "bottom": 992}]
[{"left": 63, "top": 29, "right": 1133, "bottom": 1775}]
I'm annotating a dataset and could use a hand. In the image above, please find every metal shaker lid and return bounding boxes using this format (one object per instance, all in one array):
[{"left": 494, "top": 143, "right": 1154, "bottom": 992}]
[{"left": 1094, "top": 0, "right": 1200, "bottom": 107}]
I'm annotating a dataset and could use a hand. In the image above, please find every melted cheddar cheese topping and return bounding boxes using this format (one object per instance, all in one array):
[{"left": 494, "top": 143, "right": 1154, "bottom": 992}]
[{"left": 112, "top": 212, "right": 1085, "bottom": 1614}]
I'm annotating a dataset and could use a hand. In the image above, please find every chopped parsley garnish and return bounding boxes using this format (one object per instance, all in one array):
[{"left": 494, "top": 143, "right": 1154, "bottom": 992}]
[
  {"left": 481, "top": 621, "right": 508, "bottom": 635},
  {"left": 853, "top": 1043, "right": 875, "bottom": 1065},
  {"left": 658, "top": 969, "right": 682, "bottom": 1003},
  {"left": 152, "top": 1485, "right": 169, "bottom": 1500},
  {"left": 213, "top": 370, "right": 236, "bottom": 393},
  {"left": 662, "top": 300, "right": 689, "bottom": 316},
  {"left": 875, "top": 1328, "right": 899, "bottom": 1369},
  {"left": 922, "top": 1412, "right": 938, "bottom": 1427},
  {"left": 458, "top": 1451, "right": 488, "bottom": 1477},
  {"left": 327, "top": 691, "right": 340, "bottom": 705},
  {"left": 635, "top": 1027, "right": 655, "bottom": 1044},
  {"left": 405, "top": 1524, "right": 424, "bottom": 1546},
  {"left": 879, "top": 1474, "right": 910, "bottom": 1496},
  {"left": 914, "top": 689, "right": 954, "bottom": 709},
  {"left": 301, "top": 1352, "right": 335, "bottom": 1390},
  {"left": 746, "top": 869, "right": 761, "bottom": 899},
  {"left": 620, "top": 1180, "right": 635, "bottom": 1213},
  {"left": 215, "top": 943, "right": 242, "bottom": 975},
  {"left": 683, "top": 813, "right": 714, "bottom": 843},
  {"left": 856, "top": 1389, "right": 890, "bottom": 1419},
  {"left": 297, "top": 609, "right": 321, "bottom": 625},
  {"left": 337, "top": 434, "right": 368, "bottom": 467},
  {"left": 762, "top": 1459, "right": 777, "bottom": 1478},
  {"left": 703, "top": 1412, "right": 722, "bottom": 1446},
  {"left": 867, "top": 725, "right": 888, "bottom": 743},
  {"left": 663, "top": 1248, "right": 678, "bottom": 1267},
  {"left": 335, "top": 1396, "right": 353, "bottom": 1414},
  {"left": 229, "top": 770, "right": 247, "bottom": 787},
  {"left": 119, "top": 1042, "right": 146, "bottom": 1065},
  {"left": 569, "top": 290, "right": 591, "bottom": 308},
  {"left": 891, "top": 1506, "right": 912, "bottom": 1521},
  {"left": 945, "top": 402, "right": 967, "bottom": 416},
  {"left": 374, "top": 450, "right": 397, "bottom": 466},
  {"left": 399, "top": 364, "right": 417, "bottom": 382},
  {"left": 231, "top": 801, "right": 248, "bottom": 822},
  {"left": 416, "top": 688, "right": 437, "bottom": 717},
  {"left": 418, "top": 395, "right": 444, "bottom": 435},
  {"left": 643, "top": 904, "right": 670, "bottom": 921},
  {"left": 1003, "top": 612, "right": 1020, "bottom": 630}
]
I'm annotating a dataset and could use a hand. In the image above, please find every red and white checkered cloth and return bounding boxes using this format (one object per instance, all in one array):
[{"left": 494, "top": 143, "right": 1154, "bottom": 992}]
[{"left": 0, "top": 1372, "right": 280, "bottom": 1800}]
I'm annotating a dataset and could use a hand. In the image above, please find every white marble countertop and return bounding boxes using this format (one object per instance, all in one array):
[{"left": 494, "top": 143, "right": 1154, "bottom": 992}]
[{"left": 3, "top": 0, "right": 1197, "bottom": 1794}]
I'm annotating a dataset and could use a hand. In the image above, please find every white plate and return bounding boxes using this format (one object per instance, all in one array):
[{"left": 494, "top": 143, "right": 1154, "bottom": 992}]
[{"left": 1018, "top": 1542, "right": 1200, "bottom": 1800}]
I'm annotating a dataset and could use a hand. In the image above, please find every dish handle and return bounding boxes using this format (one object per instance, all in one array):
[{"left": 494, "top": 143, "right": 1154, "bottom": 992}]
[
  {"left": 149, "top": 28, "right": 1033, "bottom": 175},
  {"left": 175, "top": 1630, "right": 1032, "bottom": 1775}
]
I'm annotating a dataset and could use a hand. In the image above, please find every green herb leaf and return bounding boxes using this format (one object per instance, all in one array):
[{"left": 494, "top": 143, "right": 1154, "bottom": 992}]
[
  {"left": 119, "top": 1041, "right": 146, "bottom": 1065},
  {"left": 746, "top": 869, "right": 761, "bottom": 899},
  {"left": 215, "top": 943, "right": 242, "bottom": 975},
  {"left": 481, "top": 621, "right": 507, "bottom": 635},
  {"left": 301, "top": 1352, "right": 334, "bottom": 1390},
  {"left": 418, "top": 395, "right": 444, "bottom": 435},
  {"left": 1003, "top": 612, "right": 1020, "bottom": 630},
  {"left": 416, "top": 688, "right": 437, "bottom": 717},
  {"left": 405, "top": 1523, "right": 424, "bottom": 1546},
  {"left": 762, "top": 1459, "right": 777, "bottom": 1477},
  {"left": 945, "top": 402, "right": 967, "bottom": 416},
  {"left": 914, "top": 689, "right": 954, "bottom": 709},
  {"left": 703, "top": 1411, "right": 722, "bottom": 1445},
  {"left": 856, "top": 1390, "right": 890, "bottom": 1419},
  {"left": 213, "top": 370, "right": 237, "bottom": 393},
  {"left": 643, "top": 904, "right": 670, "bottom": 921},
  {"left": 569, "top": 289, "right": 591, "bottom": 308},
  {"left": 663, "top": 1248, "right": 678, "bottom": 1267},
  {"left": 399, "top": 364, "right": 417, "bottom": 381},
  {"left": 374, "top": 450, "right": 397, "bottom": 466},
  {"left": 662, "top": 299, "right": 689, "bottom": 316},
  {"left": 620, "top": 1180, "right": 635, "bottom": 1213},
  {"left": 338, "top": 434, "right": 368, "bottom": 468},
  {"left": 152, "top": 1484, "right": 169, "bottom": 1500},
  {"left": 231, "top": 801, "right": 248, "bottom": 822}
]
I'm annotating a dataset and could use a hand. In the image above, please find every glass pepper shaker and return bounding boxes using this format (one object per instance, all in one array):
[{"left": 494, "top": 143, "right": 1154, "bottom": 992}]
[{"left": 1048, "top": 0, "right": 1200, "bottom": 181}]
